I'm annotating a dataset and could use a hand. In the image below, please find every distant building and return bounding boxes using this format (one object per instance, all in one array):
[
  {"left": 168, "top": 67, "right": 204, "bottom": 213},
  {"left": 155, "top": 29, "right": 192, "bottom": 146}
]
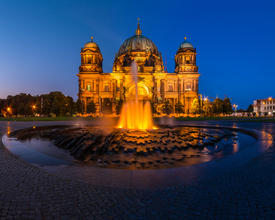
[
  {"left": 253, "top": 98, "right": 275, "bottom": 116},
  {"left": 77, "top": 21, "right": 200, "bottom": 114}
]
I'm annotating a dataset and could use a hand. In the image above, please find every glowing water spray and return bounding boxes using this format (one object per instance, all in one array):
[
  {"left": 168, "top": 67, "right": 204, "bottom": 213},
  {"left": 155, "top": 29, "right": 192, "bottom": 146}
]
[{"left": 117, "top": 62, "right": 155, "bottom": 130}]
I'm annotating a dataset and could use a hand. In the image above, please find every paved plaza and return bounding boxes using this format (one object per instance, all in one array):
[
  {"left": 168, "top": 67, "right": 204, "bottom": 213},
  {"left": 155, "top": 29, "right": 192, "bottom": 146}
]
[{"left": 1, "top": 120, "right": 275, "bottom": 219}]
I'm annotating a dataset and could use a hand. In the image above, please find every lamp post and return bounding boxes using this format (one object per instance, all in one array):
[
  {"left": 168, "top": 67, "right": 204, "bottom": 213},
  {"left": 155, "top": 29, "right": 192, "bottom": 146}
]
[
  {"left": 199, "top": 94, "right": 203, "bottom": 117},
  {"left": 268, "top": 97, "right": 272, "bottom": 116},
  {"left": 187, "top": 91, "right": 190, "bottom": 116},
  {"left": 7, "top": 107, "right": 11, "bottom": 116},
  {"left": 233, "top": 104, "right": 237, "bottom": 116},
  {"left": 32, "top": 105, "right": 36, "bottom": 116}
]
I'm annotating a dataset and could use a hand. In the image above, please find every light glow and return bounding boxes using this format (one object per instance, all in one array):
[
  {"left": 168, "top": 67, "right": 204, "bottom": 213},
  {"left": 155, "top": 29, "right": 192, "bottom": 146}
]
[
  {"left": 117, "top": 61, "right": 155, "bottom": 130},
  {"left": 117, "top": 100, "right": 154, "bottom": 130}
]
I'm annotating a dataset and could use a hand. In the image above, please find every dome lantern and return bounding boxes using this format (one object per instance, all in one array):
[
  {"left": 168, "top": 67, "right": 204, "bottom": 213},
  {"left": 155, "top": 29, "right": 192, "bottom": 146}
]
[
  {"left": 135, "top": 18, "right": 142, "bottom": 36},
  {"left": 178, "top": 37, "right": 194, "bottom": 50},
  {"left": 84, "top": 36, "right": 99, "bottom": 49}
]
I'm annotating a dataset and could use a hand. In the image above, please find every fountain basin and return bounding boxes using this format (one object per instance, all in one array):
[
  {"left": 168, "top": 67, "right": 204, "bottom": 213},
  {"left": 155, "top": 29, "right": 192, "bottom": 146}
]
[{"left": 5, "top": 125, "right": 257, "bottom": 169}]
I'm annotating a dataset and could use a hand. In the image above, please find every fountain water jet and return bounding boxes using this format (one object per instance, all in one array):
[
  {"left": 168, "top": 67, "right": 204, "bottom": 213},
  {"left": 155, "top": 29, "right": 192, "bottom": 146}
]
[{"left": 117, "top": 61, "right": 155, "bottom": 130}]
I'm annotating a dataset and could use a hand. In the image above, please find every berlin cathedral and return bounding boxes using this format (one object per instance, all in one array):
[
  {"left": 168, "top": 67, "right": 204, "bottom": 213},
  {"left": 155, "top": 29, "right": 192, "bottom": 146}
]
[{"left": 77, "top": 21, "right": 200, "bottom": 114}]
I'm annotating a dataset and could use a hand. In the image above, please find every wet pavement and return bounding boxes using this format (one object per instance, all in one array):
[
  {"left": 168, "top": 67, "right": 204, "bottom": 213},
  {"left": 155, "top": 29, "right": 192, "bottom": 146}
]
[{"left": 1, "top": 120, "right": 275, "bottom": 219}]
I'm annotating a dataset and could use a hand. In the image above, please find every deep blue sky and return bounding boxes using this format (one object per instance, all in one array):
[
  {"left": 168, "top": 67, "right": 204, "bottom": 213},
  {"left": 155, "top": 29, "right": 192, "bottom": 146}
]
[{"left": 0, "top": 0, "right": 274, "bottom": 109}]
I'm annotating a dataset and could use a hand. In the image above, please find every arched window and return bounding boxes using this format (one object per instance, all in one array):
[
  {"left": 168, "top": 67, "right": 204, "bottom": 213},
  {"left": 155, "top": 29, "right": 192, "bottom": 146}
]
[{"left": 169, "top": 85, "right": 173, "bottom": 92}]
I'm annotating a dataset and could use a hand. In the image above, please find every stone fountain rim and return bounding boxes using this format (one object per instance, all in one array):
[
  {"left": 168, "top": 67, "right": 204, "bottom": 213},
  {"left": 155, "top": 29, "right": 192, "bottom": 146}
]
[{"left": 2, "top": 124, "right": 272, "bottom": 190}]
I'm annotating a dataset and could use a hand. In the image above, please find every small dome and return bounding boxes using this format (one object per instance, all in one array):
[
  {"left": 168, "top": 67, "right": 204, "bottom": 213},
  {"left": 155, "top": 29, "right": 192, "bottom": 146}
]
[
  {"left": 178, "top": 37, "right": 193, "bottom": 49},
  {"left": 84, "top": 37, "right": 99, "bottom": 49}
]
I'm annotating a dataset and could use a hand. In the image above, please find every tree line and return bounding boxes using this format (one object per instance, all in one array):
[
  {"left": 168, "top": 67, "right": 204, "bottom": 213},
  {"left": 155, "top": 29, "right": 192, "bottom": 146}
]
[
  {"left": 0, "top": 92, "right": 76, "bottom": 117},
  {"left": 0, "top": 92, "right": 123, "bottom": 117},
  {"left": 0, "top": 92, "right": 245, "bottom": 117},
  {"left": 159, "top": 98, "right": 234, "bottom": 116}
]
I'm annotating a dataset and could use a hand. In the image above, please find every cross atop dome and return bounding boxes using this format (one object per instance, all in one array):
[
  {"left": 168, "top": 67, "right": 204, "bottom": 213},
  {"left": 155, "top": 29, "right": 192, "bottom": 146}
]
[{"left": 135, "top": 18, "right": 142, "bottom": 36}]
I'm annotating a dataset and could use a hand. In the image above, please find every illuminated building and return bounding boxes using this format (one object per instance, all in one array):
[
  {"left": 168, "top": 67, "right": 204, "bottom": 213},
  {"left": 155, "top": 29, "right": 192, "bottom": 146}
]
[
  {"left": 77, "top": 21, "right": 200, "bottom": 114},
  {"left": 253, "top": 97, "right": 275, "bottom": 116}
]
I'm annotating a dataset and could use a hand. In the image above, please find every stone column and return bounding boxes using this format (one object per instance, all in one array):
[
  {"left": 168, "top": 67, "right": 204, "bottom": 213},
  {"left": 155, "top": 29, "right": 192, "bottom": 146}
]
[
  {"left": 78, "top": 79, "right": 81, "bottom": 97},
  {"left": 154, "top": 78, "right": 157, "bottom": 102},
  {"left": 112, "top": 79, "right": 117, "bottom": 102},
  {"left": 160, "top": 79, "right": 165, "bottom": 100},
  {"left": 120, "top": 80, "right": 124, "bottom": 99},
  {"left": 196, "top": 80, "right": 199, "bottom": 93},
  {"left": 178, "top": 79, "right": 181, "bottom": 102},
  {"left": 96, "top": 79, "right": 99, "bottom": 95}
]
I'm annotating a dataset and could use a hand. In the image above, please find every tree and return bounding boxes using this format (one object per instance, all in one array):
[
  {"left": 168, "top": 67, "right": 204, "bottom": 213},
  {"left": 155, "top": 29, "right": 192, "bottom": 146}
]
[
  {"left": 51, "top": 99, "right": 61, "bottom": 116},
  {"left": 42, "top": 97, "right": 51, "bottom": 115},
  {"left": 190, "top": 98, "right": 200, "bottom": 115},
  {"left": 264, "top": 112, "right": 268, "bottom": 117},
  {"left": 33, "top": 100, "right": 41, "bottom": 115},
  {"left": 213, "top": 98, "right": 223, "bottom": 116},
  {"left": 203, "top": 100, "right": 213, "bottom": 117},
  {"left": 74, "top": 98, "right": 83, "bottom": 114},
  {"left": 150, "top": 101, "right": 157, "bottom": 115},
  {"left": 247, "top": 104, "right": 253, "bottom": 112},
  {"left": 66, "top": 96, "right": 75, "bottom": 114},
  {"left": 222, "top": 98, "right": 233, "bottom": 115},
  {"left": 102, "top": 98, "right": 112, "bottom": 115},
  {"left": 175, "top": 100, "right": 184, "bottom": 116},
  {"left": 253, "top": 112, "right": 256, "bottom": 117},
  {"left": 24, "top": 102, "right": 33, "bottom": 115},
  {"left": 162, "top": 100, "right": 172, "bottom": 116},
  {"left": 115, "top": 99, "right": 124, "bottom": 115},
  {"left": 87, "top": 100, "right": 97, "bottom": 114},
  {"left": 18, "top": 102, "right": 25, "bottom": 115}
]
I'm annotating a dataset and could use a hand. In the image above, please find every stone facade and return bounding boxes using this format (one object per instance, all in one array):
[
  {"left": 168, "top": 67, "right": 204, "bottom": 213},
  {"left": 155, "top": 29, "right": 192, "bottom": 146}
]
[
  {"left": 253, "top": 98, "right": 275, "bottom": 116},
  {"left": 77, "top": 23, "right": 200, "bottom": 114}
]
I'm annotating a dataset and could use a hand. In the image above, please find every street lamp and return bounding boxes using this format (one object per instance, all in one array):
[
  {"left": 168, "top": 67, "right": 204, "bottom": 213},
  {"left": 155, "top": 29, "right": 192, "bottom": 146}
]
[
  {"left": 268, "top": 97, "right": 272, "bottom": 116},
  {"left": 6, "top": 107, "right": 12, "bottom": 117},
  {"left": 32, "top": 105, "right": 36, "bottom": 116},
  {"left": 233, "top": 104, "right": 237, "bottom": 116},
  {"left": 199, "top": 94, "right": 203, "bottom": 117}
]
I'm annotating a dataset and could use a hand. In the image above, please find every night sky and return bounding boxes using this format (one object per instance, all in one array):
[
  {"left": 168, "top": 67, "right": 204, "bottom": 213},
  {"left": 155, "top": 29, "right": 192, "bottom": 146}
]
[{"left": 0, "top": 0, "right": 274, "bottom": 109}]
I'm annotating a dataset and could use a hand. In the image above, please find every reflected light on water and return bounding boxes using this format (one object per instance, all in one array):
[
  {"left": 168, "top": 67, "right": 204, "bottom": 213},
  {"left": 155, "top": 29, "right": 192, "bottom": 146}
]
[
  {"left": 7, "top": 122, "right": 10, "bottom": 135},
  {"left": 233, "top": 140, "right": 239, "bottom": 153}
]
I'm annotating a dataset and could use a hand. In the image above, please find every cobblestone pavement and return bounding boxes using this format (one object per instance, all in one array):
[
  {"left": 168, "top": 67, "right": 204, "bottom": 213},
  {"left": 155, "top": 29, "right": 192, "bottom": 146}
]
[{"left": 0, "top": 120, "right": 275, "bottom": 219}]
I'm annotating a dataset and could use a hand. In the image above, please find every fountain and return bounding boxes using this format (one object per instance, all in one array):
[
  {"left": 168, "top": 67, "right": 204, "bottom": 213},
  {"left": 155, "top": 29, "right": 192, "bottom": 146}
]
[
  {"left": 7, "top": 63, "right": 256, "bottom": 169},
  {"left": 117, "top": 62, "right": 154, "bottom": 130}
]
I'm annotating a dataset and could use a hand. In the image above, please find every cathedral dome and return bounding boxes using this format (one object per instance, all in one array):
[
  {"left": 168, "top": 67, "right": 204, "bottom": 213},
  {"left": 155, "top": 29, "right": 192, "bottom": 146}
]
[
  {"left": 178, "top": 37, "right": 193, "bottom": 49},
  {"left": 117, "top": 22, "right": 159, "bottom": 57},
  {"left": 84, "top": 37, "right": 99, "bottom": 49}
]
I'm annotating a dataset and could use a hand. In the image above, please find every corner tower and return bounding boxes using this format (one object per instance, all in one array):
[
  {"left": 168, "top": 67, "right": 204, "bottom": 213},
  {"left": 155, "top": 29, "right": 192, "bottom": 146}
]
[
  {"left": 77, "top": 37, "right": 103, "bottom": 111},
  {"left": 175, "top": 37, "right": 200, "bottom": 113}
]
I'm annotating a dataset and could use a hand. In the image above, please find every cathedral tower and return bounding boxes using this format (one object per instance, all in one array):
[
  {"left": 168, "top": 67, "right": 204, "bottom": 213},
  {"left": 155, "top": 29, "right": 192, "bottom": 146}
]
[
  {"left": 175, "top": 37, "right": 200, "bottom": 113},
  {"left": 77, "top": 37, "right": 103, "bottom": 112}
]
